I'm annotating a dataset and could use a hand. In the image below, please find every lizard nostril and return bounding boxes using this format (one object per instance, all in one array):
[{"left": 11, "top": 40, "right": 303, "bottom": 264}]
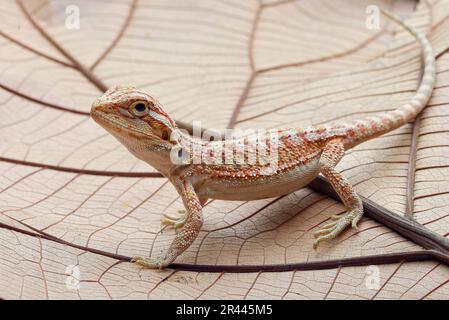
[{"left": 161, "top": 130, "right": 169, "bottom": 141}]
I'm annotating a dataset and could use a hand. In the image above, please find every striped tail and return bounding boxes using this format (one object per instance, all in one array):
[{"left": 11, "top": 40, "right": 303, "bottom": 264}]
[{"left": 342, "top": 9, "right": 436, "bottom": 149}]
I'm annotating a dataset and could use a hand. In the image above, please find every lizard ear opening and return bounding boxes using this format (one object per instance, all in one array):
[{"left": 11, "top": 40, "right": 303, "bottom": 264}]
[{"left": 161, "top": 130, "right": 169, "bottom": 141}]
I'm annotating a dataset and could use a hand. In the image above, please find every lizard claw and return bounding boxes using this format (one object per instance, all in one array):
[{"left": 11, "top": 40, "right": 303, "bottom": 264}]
[{"left": 313, "top": 209, "right": 363, "bottom": 249}]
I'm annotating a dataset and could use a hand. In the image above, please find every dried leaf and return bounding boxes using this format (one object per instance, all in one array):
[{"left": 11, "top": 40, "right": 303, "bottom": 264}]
[{"left": 1, "top": 0, "right": 448, "bottom": 299}]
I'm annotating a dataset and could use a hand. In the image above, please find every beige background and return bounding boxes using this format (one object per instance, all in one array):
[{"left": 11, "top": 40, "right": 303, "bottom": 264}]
[{"left": 0, "top": 0, "right": 448, "bottom": 299}]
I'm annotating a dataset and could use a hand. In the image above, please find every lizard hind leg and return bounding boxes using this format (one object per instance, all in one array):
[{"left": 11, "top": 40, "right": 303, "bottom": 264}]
[{"left": 313, "top": 139, "right": 363, "bottom": 249}]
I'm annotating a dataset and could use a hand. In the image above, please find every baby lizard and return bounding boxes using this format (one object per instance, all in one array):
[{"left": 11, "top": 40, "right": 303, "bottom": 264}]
[{"left": 91, "top": 10, "right": 436, "bottom": 269}]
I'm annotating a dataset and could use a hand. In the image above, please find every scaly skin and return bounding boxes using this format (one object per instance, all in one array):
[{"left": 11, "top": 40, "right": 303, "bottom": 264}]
[{"left": 90, "top": 10, "right": 436, "bottom": 269}]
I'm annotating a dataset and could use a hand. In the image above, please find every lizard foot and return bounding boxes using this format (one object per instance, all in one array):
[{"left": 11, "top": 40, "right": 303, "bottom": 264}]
[
  {"left": 313, "top": 209, "right": 363, "bottom": 249},
  {"left": 131, "top": 256, "right": 169, "bottom": 269},
  {"left": 161, "top": 210, "right": 187, "bottom": 230}
]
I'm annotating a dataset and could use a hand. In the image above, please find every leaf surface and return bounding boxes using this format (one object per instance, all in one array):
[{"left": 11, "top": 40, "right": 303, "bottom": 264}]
[{"left": 1, "top": 0, "right": 449, "bottom": 299}]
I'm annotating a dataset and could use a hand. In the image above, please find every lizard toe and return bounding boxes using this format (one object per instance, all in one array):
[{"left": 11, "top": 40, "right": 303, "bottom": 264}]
[
  {"left": 313, "top": 214, "right": 353, "bottom": 248},
  {"left": 131, "top": 256, "right": 167, "bottom": 269},
  {"left": 161, "top": 210, "right": 188, "bottom": 228}
]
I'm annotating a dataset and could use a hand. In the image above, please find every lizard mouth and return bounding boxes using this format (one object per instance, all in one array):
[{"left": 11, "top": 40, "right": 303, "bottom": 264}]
[{"left": 91, "top": 109, "right": 157, "bottom": 141}]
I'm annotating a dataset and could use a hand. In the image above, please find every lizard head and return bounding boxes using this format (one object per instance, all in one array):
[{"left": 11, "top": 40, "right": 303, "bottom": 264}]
[{"left": 91, "top": 85, "right": 180, "bottom": 152}]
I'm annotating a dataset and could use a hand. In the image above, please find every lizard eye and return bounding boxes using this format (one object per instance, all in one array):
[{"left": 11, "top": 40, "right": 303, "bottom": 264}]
[{"left": 130, "top": 101, "right": 149, "bottom": 117}]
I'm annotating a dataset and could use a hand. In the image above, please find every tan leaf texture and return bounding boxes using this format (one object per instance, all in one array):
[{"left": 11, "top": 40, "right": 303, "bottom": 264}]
[{"left": 1, "top": 0, "right": 449, "bottom": 300}]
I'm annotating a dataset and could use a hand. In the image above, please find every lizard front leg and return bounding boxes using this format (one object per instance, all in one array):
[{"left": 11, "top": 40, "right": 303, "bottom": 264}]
[
  {"left": 314, "top": 138, "right": 363, "bottom": 248},
  {"left": 132, "top": 179, "right": 203, "bottom": 269}
]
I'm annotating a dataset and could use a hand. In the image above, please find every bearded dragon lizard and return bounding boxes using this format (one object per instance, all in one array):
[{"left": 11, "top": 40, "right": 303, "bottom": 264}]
[{"left": 91, "top": 10, "right": 436, "bottom": 269}]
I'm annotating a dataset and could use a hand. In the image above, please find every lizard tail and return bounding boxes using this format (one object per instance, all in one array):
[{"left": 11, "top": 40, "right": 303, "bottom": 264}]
[{"left": 342, "top": 9, "right": 436, "bottom": 149}]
